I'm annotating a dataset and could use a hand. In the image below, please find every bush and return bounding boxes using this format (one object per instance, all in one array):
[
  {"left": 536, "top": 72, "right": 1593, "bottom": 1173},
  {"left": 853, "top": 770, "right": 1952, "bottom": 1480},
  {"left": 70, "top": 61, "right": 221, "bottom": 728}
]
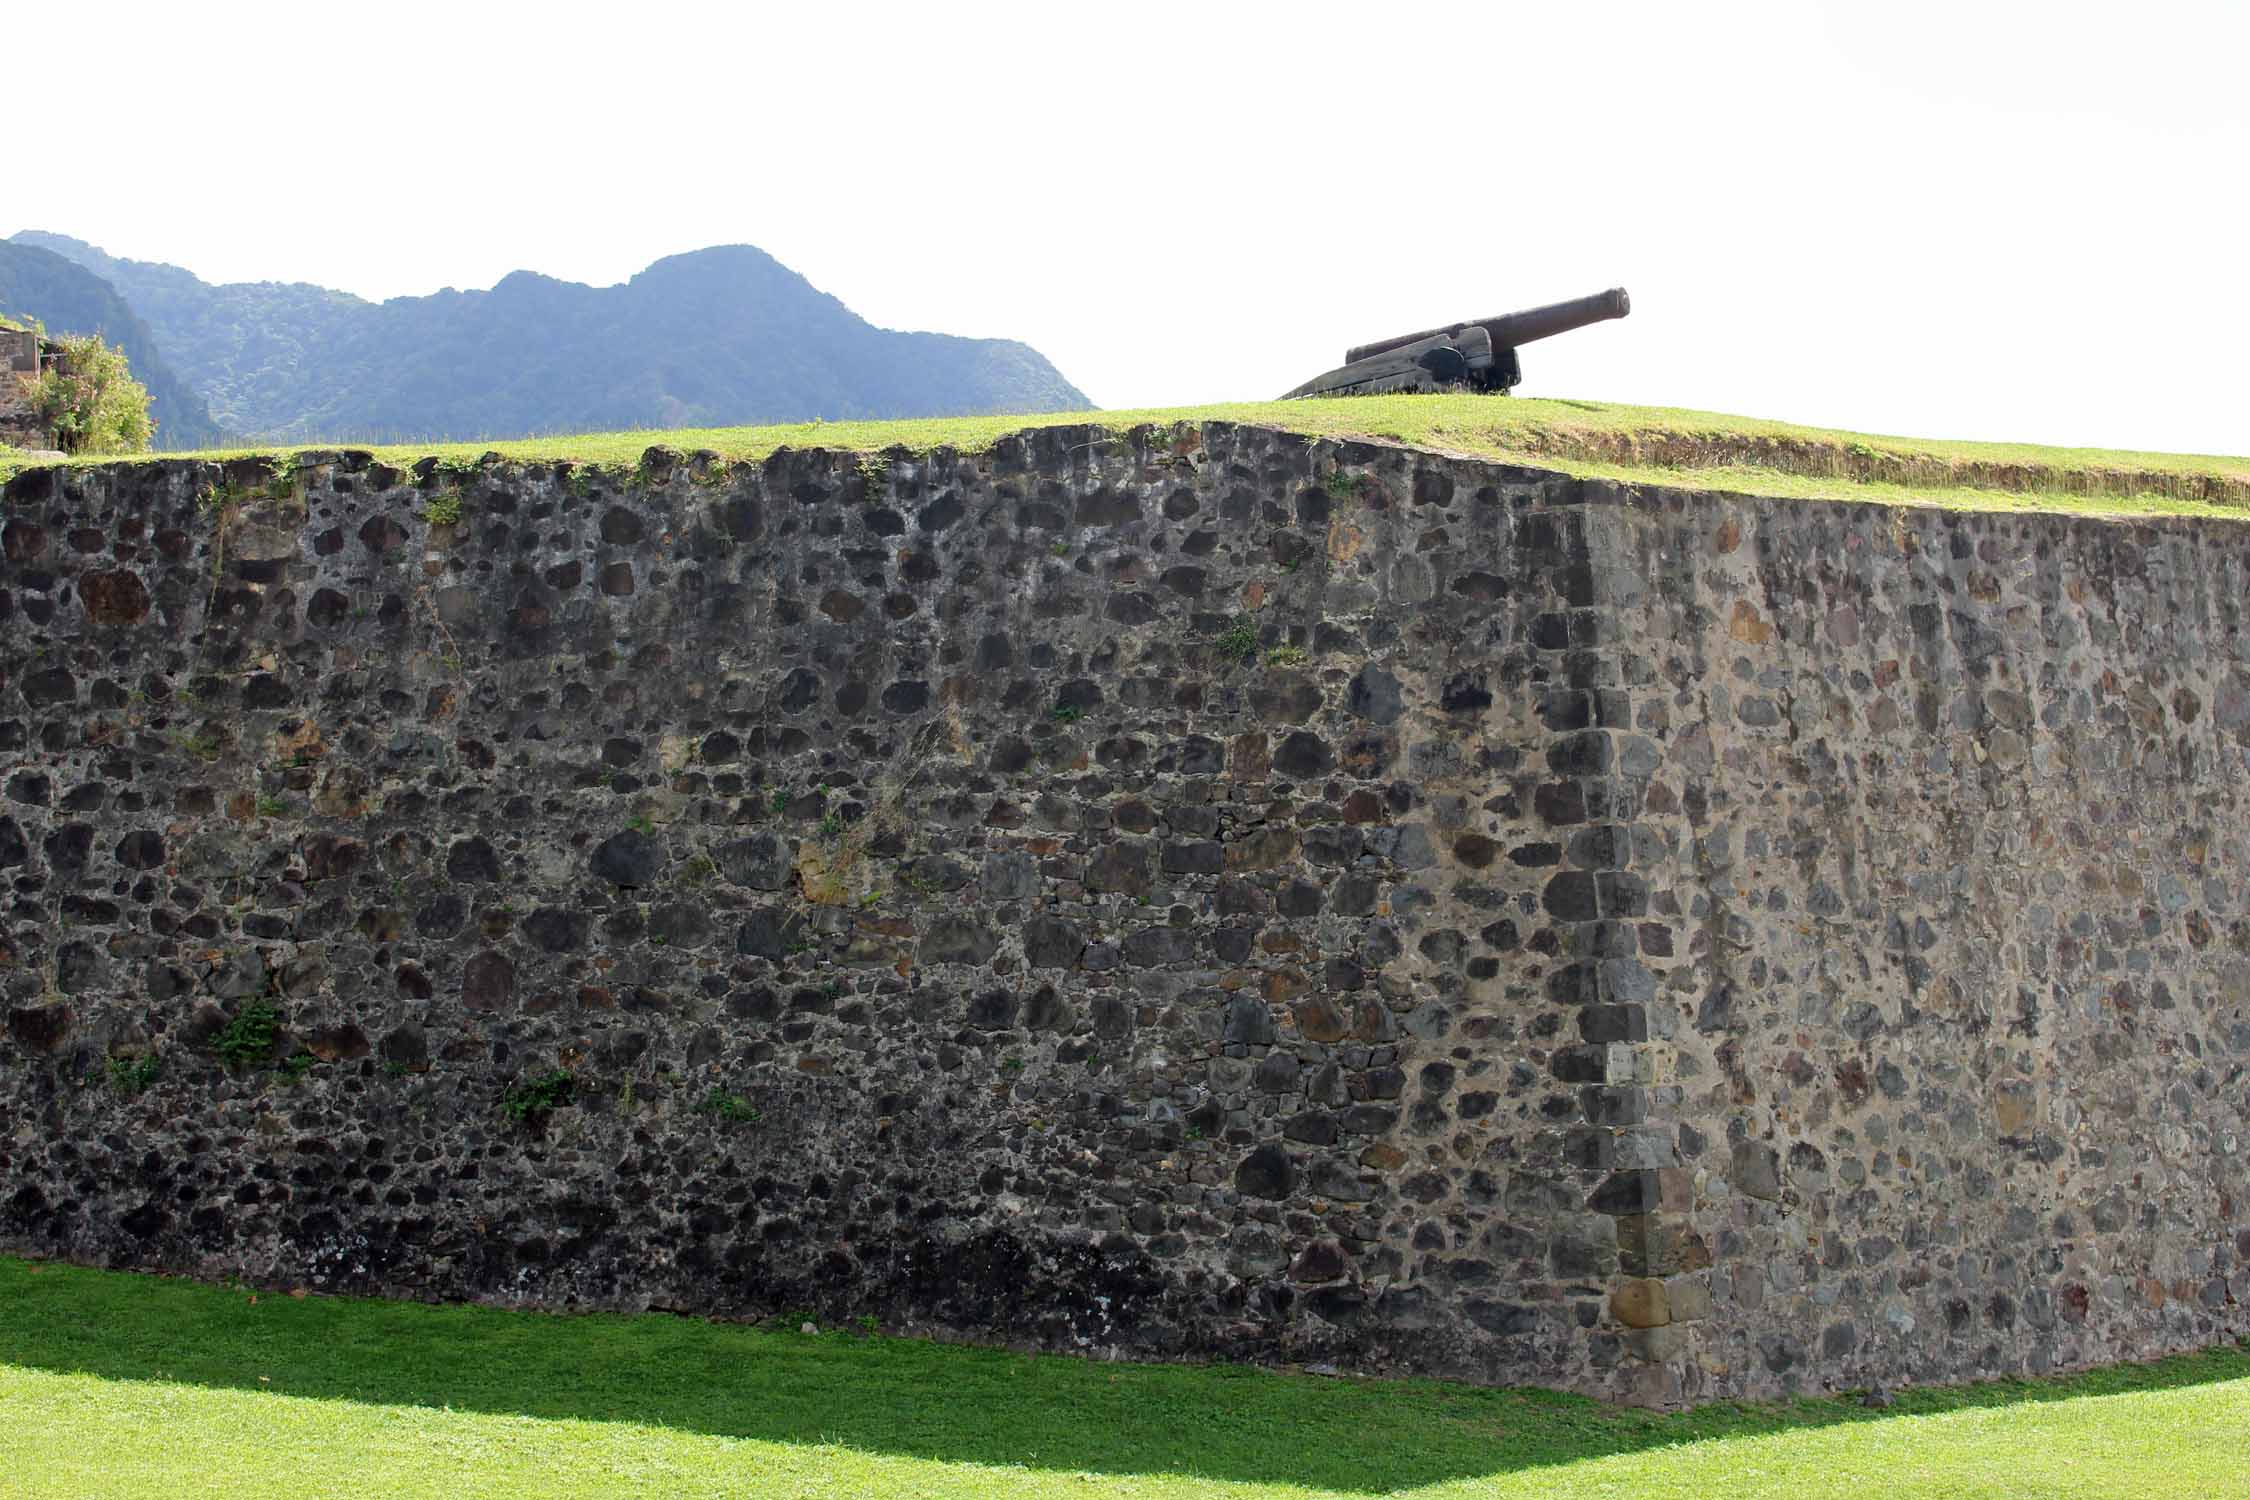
[{"left": 23, "top": 332, "right": 154, "bottom": 454}]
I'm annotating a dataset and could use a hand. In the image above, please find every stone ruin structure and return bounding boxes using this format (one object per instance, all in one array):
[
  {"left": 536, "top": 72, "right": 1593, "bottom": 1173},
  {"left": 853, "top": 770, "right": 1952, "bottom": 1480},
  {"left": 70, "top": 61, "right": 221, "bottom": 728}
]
[
  {"left": 0, "top": 325, "right": 56, "bottom": 451},
  {"left": 0, "top": 325, "right": 40, "bottom": 377},
  {"left": 1, "top": 422, "right": 2245, "bottom": 1404}
]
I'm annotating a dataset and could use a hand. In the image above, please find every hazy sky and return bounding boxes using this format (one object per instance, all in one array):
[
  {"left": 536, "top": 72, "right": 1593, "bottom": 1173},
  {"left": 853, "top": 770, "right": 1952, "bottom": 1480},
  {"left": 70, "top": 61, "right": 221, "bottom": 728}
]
[{"left": 12, "top": 1, "right": 2247, "bottom": 454}]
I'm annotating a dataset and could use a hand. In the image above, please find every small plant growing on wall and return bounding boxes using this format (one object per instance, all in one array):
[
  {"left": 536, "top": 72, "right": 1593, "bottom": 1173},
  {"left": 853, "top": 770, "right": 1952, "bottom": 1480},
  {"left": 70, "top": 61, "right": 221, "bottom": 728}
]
[
  {"left": 107, "top": 1054, "right": 161, "bottom": 1096},
  {"left": 856, "top": 454, "right": 890, "bottom": 501},
  {"left": 212, "top": 1001, "right": 280, "bottom": 1070},
  {"left": 500, "top": 1069, "right": 576, "bottom": 1126},
  {"left": 197, "top": 482, "right": 247, "bottom": 515},
  {"left": 696, "top": 1088, "right": 762, "bottom": 1125},
  {"left": 1323, "top": 468, "right": 1376, "bottom": 502},
  {"left": 1216, "top": 615, "right": 1259, "bottom": 664},
  {"left": 422, "top": 488, "right": 466, "bottom": 527},
  {"left": 265, "top": 456, "right": 305, "bottom": 507}
]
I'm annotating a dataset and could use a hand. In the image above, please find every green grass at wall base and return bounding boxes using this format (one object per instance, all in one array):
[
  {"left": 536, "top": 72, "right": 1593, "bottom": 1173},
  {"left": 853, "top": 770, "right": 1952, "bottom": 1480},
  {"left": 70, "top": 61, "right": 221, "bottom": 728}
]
[{"left": 2, "top": 1256, "right": 2246, "bottom": 1499}]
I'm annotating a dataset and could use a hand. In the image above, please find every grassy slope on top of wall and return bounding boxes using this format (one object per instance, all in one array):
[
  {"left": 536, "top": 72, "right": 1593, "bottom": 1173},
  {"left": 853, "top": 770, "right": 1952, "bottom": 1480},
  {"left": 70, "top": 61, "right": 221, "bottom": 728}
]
[{"left": 6, "top": 394, "right": 2248, "bottom": 521}]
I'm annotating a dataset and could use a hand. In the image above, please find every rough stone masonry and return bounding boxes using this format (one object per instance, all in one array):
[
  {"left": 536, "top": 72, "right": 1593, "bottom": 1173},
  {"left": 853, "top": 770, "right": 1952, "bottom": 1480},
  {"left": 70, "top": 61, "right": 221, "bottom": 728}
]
[{"left": 1, "top": 422, "right": 2244, "bottom": 1404}]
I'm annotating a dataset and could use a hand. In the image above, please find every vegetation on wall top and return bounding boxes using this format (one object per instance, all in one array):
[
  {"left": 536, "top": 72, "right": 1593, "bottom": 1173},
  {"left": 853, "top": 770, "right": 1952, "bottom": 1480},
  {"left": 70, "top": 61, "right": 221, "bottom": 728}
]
[
  {"left": 20, "top": 330, "right": 156, "bottom": 455},
  {"left": 10, "top": 392, "right": 2245, "bottom": 521}
]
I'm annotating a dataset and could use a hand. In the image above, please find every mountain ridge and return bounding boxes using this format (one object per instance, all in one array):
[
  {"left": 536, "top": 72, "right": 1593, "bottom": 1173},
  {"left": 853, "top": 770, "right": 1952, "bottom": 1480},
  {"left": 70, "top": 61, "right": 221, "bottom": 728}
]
[{"left": 10, "top": 232, "right": 1091, "bottom": 444}]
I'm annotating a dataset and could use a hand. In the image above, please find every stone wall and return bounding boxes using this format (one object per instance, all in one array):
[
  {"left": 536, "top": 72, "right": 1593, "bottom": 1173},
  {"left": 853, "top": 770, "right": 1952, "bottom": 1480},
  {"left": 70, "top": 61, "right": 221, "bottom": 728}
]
[
  {"left": 0, "top": 329, "right": 49, "bottom": 449},
  {"left": 0, "top": 390, "right": 46, "bottom": 453},
  {"left": 1, "top": 328, "right": 38, "bottom": 376},
  {"left": 1597, "top": 490, "right": 2250, "bottom": 1400},
  {"left": 1, "top": 425, "right": 2244, "bottom": 1404}
]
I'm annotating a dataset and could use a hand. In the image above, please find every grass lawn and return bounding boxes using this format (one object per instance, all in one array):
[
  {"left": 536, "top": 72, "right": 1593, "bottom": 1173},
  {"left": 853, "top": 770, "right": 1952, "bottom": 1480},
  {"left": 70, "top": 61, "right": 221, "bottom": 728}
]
[
  {"left": 6, "top": 394, "right": 2247, "bottom": 520},
  {"left": 1, "top": 1256, "right": 2244, "bottom": 1498}
]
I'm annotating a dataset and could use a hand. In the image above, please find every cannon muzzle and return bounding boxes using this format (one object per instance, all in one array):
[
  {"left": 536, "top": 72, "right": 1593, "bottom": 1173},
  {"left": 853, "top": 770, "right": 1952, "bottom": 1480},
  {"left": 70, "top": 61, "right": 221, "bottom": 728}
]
[{"left": 1345, "top": 287, "right": 1631, "bottom": 366}]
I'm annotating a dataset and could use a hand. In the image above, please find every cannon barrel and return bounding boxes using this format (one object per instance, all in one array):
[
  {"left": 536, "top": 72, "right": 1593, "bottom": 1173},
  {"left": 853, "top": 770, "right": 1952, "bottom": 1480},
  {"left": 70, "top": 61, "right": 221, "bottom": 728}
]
[{"left": 1344, "top": 287, "right": 1630, "bottom": 366}]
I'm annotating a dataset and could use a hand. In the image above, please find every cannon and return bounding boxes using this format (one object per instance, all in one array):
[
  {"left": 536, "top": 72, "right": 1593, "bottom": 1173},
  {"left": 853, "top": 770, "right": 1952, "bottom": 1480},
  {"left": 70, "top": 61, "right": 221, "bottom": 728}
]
[{"left": 1280, "top": 287, "right": 1630, "bottom": 400}]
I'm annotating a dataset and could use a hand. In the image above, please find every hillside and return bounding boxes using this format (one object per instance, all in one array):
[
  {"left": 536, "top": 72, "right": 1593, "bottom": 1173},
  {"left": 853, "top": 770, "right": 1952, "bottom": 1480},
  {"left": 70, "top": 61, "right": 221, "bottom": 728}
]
[
  {"left": 11, "top": 232, "right": 1092, "bottom": 444},
  {"left": 0, "top": 241, "right": 224, "bottom": 449},
  {"left": 12, "top": 393, "right": 2242, "bottom": 521}
]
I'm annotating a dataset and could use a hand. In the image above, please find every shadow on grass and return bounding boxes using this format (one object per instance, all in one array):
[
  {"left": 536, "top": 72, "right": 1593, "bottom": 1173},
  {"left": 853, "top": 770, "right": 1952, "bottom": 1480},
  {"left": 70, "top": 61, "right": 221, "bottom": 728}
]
[{"left": 2, "top": 1255, "right": 2245, "bottom": 1495}]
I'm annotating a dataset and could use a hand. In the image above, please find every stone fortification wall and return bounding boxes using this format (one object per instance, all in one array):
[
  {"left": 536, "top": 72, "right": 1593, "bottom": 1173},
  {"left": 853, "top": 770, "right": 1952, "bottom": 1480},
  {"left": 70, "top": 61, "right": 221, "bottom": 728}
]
[
  {"left": 1597, "top": 490, "right": 2250, "bottom": 1399},
  {"left": 1, "top": 426, "right": 2244, "bottom": 1404}
]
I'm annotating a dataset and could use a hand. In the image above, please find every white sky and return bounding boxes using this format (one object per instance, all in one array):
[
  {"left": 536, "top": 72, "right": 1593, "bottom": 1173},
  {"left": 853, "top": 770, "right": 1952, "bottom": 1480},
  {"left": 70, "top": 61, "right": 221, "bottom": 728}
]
[{"left": 10, "top": 0, "right": 2247, "bottom": 455}]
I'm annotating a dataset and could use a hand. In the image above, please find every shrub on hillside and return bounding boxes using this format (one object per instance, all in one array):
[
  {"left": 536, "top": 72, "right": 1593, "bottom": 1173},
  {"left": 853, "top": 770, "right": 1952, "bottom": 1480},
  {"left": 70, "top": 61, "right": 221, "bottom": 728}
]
[{"left": 22, "top": 331, "right": 154, "bottom": 453}]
